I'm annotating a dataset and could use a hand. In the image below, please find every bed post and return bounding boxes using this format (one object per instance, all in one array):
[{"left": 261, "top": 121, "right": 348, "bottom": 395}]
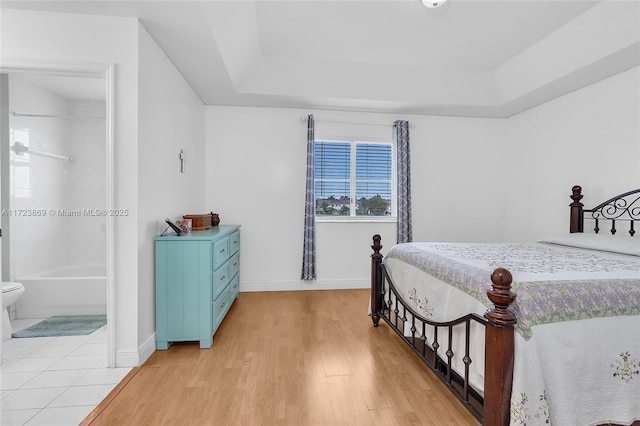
[
  {"left": 570, "top": 185, "right": 584, "bottom": 233},
  {"left": 484, "top": 268, "right": 517, "bottom": 426},
  {"left": 371, "top": 234, "right": 383, "bottom": 327}
]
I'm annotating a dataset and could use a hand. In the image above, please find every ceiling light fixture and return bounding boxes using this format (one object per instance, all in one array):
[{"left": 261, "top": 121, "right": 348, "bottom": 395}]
[{"left": 421, "top": 0, "right": 447, "bottom": 8}]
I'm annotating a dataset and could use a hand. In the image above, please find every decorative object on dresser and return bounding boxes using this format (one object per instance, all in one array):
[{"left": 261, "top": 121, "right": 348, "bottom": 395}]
[
  {"left": 155, "top": 225, "right": 241, "bottom": 349},
  {"left": 210, "top": 212, "right": 220, "bottom": 226},
  {"left": 175, "top": 218, "right": 192, "bottom": 234},
  {"left": 183, "top": 213, "right": 212, "bottom": 230},
  {"left": 369, "top": 186, "right": 640, "bottom": 426},
  {"left": 163, "top": 218, "right": 182, "bottom": 236}
]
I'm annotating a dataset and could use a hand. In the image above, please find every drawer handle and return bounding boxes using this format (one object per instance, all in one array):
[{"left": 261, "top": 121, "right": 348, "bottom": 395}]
[
  {"left": 233, "top": 240, "right": 238, "bottom": 244},
  {"left": 220, "top": 275, "right": 226, "bottom": 280},
  {"left": 220, "top": 302, "right": 226, "bottom": 309},
  {"left": 220, "top": 248, "right": 226, "bottom": 253},
  {"left": 233, "top": 262, "right": 238, "bottom": 267}
]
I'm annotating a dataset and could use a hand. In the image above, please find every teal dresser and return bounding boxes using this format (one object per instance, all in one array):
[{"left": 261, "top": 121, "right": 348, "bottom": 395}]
[{"left": 155, "top": 225, "right": 240, "bottom": 349}]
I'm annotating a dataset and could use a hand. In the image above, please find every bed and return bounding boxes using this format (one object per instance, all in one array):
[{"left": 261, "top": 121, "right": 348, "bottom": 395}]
[{"left": 369, "top": 186, "right": 640, "bottom": 426}]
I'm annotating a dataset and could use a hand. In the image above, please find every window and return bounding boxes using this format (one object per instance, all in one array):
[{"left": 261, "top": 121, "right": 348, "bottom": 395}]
[
  {"left": 10, "top": 128, "right": 32, "bottom": 198},
  {"left": 314, "top": 140, "right": 394, "bottom": 219}
]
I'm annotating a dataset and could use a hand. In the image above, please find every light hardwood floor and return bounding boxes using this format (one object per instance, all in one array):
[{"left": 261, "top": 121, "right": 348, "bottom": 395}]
[{"left": 82, "top": 289, "right": 480, "bottom": 425}]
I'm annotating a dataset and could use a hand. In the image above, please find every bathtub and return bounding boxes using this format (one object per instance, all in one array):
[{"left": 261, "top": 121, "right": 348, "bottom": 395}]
[{"left": 15, "top": 264, "right": 107, "bottom": 318}]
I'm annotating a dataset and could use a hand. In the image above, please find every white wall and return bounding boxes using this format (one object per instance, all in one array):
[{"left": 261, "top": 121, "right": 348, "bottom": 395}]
[
  {"left": 502, "top": 66, "right": 640, "bottom": 241},
  {"left": 408, "top": 115, "right": 505, "bottom": 242},
  {"left": 137, "top": 24, "right": 205, "bottom": 356},
  {"left": 205, "top": 68, "right": 639, "bottom": 292},
  {"left": 205, "top": 107, "right": 504, "bottom": 291}
]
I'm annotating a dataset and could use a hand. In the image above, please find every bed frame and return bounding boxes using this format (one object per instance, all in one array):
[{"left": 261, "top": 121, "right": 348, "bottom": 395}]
[{"left": 370, "top": 185, "right": 640, "bottom": 426}]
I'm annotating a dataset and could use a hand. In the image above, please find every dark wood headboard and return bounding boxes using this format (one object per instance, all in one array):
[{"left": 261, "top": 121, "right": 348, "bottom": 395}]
[{"left": 570, "top": 185, "right": 640, "bottom": 236}]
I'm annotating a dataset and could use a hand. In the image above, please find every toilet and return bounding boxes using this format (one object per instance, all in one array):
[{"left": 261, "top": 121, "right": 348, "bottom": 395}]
[{"left": 2, "top": 282, "right": 25, "bottom": 341}]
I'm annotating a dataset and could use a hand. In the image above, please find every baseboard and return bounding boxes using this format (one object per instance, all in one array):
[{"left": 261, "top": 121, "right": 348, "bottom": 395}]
[
  {"left": 115, "top": 332, "right": 156, "bottom": 367},
  {"left": 239, "top": 278, "right": 369, "bottom": 292},
  {"left": 115, "top": 348, "right": 140, "bottom": 368},
  {"left": 138, "top": 332, "right": 156, "bottom": 364}
]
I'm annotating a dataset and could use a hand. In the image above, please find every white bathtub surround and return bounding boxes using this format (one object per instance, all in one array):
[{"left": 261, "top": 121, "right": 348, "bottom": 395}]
[
  {"left": 67, "top": 100, "right": 107, "bottom": 267},
  {"left": 16, "top": 264, "right": 106, "bottom": 319},
  {"left": 9, "top": 75, "right": 106, "bottom": 280}
]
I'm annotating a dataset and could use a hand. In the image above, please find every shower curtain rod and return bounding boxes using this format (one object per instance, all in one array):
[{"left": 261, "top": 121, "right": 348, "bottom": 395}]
[
  {"left": 12, "top": 112, "right": 105, "bottom": 120},
  {"left": 300, "top": 116, "right": 415, "bottom": 127},
  {"left": 11, "top": 141, "right": 72, "bottom": 162}
]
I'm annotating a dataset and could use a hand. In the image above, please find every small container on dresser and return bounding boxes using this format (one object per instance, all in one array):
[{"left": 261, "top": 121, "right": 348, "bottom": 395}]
[
  {"left": 182, "top": 214, "right": 212, "bottom": 230},
  {"left": 210, "top": 212, "right": 220, "bottom": 227},
  {"left": 155, "top": 225, "right": 240, "bottom": 349}
]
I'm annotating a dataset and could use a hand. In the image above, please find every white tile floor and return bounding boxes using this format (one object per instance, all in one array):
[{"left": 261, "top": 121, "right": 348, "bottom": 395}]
[{"left": 1, "top": 320, "right": 132, "bottom": 426}]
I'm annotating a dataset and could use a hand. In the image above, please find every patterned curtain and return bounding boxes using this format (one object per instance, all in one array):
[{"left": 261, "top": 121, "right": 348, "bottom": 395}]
[
  {"left": 394, "top": 120, "right": 412, "bottom": 243},
  {"left": 301, "top": 114, "right": 316, "bottom": 280}
]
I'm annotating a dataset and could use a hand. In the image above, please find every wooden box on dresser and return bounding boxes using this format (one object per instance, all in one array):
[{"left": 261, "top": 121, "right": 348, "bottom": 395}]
[{"left": 155, "top": 225, "right": 240, "bottom": 349}]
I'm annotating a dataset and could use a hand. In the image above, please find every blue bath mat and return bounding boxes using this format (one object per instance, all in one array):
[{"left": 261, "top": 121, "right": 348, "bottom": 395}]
[{"left": 11, "top": 315, "right": 106, "bottom": 338}]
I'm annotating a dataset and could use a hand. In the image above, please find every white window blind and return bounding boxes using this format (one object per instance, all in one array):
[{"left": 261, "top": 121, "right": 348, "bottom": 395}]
[{"left": 314, "top": 140, "right": 393, "bottom": 217}]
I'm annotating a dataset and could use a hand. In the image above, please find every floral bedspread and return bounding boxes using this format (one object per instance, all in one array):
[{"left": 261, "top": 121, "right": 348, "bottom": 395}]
[
  {"left": 383, "top": 241, "right": 640, "bottom": 425},
  {"left": 385, "top": 242, "right": 640, "bottom": 339}
]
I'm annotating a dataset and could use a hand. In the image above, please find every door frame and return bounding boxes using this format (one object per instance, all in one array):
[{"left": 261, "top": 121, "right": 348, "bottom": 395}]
[{"left": 0, "top": 61, "right": 116, "bottom": 367}]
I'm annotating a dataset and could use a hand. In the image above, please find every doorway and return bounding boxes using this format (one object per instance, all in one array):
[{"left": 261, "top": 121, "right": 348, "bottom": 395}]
[{"left": 0, "top": 64, "right": 115, "bottom": 367}]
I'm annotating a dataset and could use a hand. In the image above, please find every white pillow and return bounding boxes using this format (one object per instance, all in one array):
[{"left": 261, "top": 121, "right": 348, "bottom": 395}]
[{"left": 539, "top": 233, "right": 640, "bottom": 257}]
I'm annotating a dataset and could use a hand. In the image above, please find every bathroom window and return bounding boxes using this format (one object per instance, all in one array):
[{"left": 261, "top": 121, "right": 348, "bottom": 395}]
[{"left": 10, "top": 128, "right": 31, "bottom": 198}]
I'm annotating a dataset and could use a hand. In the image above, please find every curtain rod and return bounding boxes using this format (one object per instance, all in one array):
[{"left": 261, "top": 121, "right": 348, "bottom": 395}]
[
  {"left": 12, "top": 112, "right": 105, "bottom": 120},
  {"left": 300, "top": 116, "right": 414, "bottom": 128},
  {"left": 11, "top": 142, "right": 72, "bottom": 162}
]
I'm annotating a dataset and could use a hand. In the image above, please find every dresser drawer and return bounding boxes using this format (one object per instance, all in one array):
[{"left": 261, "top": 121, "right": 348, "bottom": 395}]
[
  {"left": 212, "top": 264, "right": 229, "bottom": 300},
  {"left": 212, "top": 287, "right": 230, "bottom": 331},
  {"left": 213, "top": 237, "right": 229, "bottom": 269},
  {"left": 228, "top": 274, "right": 240, "bottom": 301},
  {"left": 229, "top": 231, "right": 240, "bottom": 255},
  {"left": 228, "top": 252, "right": 240, "bottom": 279}
]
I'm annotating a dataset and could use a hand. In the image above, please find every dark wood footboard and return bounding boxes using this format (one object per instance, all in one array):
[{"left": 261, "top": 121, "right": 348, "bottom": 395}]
[
  {"left": 370, "top": 235, "right": 516, "bottom": 425},
  {"left": 370, "top": 234, "right": 383, "bottom": 328},
  {"left": 483, "top": 268, "right": 516, "bottom": 426}
]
